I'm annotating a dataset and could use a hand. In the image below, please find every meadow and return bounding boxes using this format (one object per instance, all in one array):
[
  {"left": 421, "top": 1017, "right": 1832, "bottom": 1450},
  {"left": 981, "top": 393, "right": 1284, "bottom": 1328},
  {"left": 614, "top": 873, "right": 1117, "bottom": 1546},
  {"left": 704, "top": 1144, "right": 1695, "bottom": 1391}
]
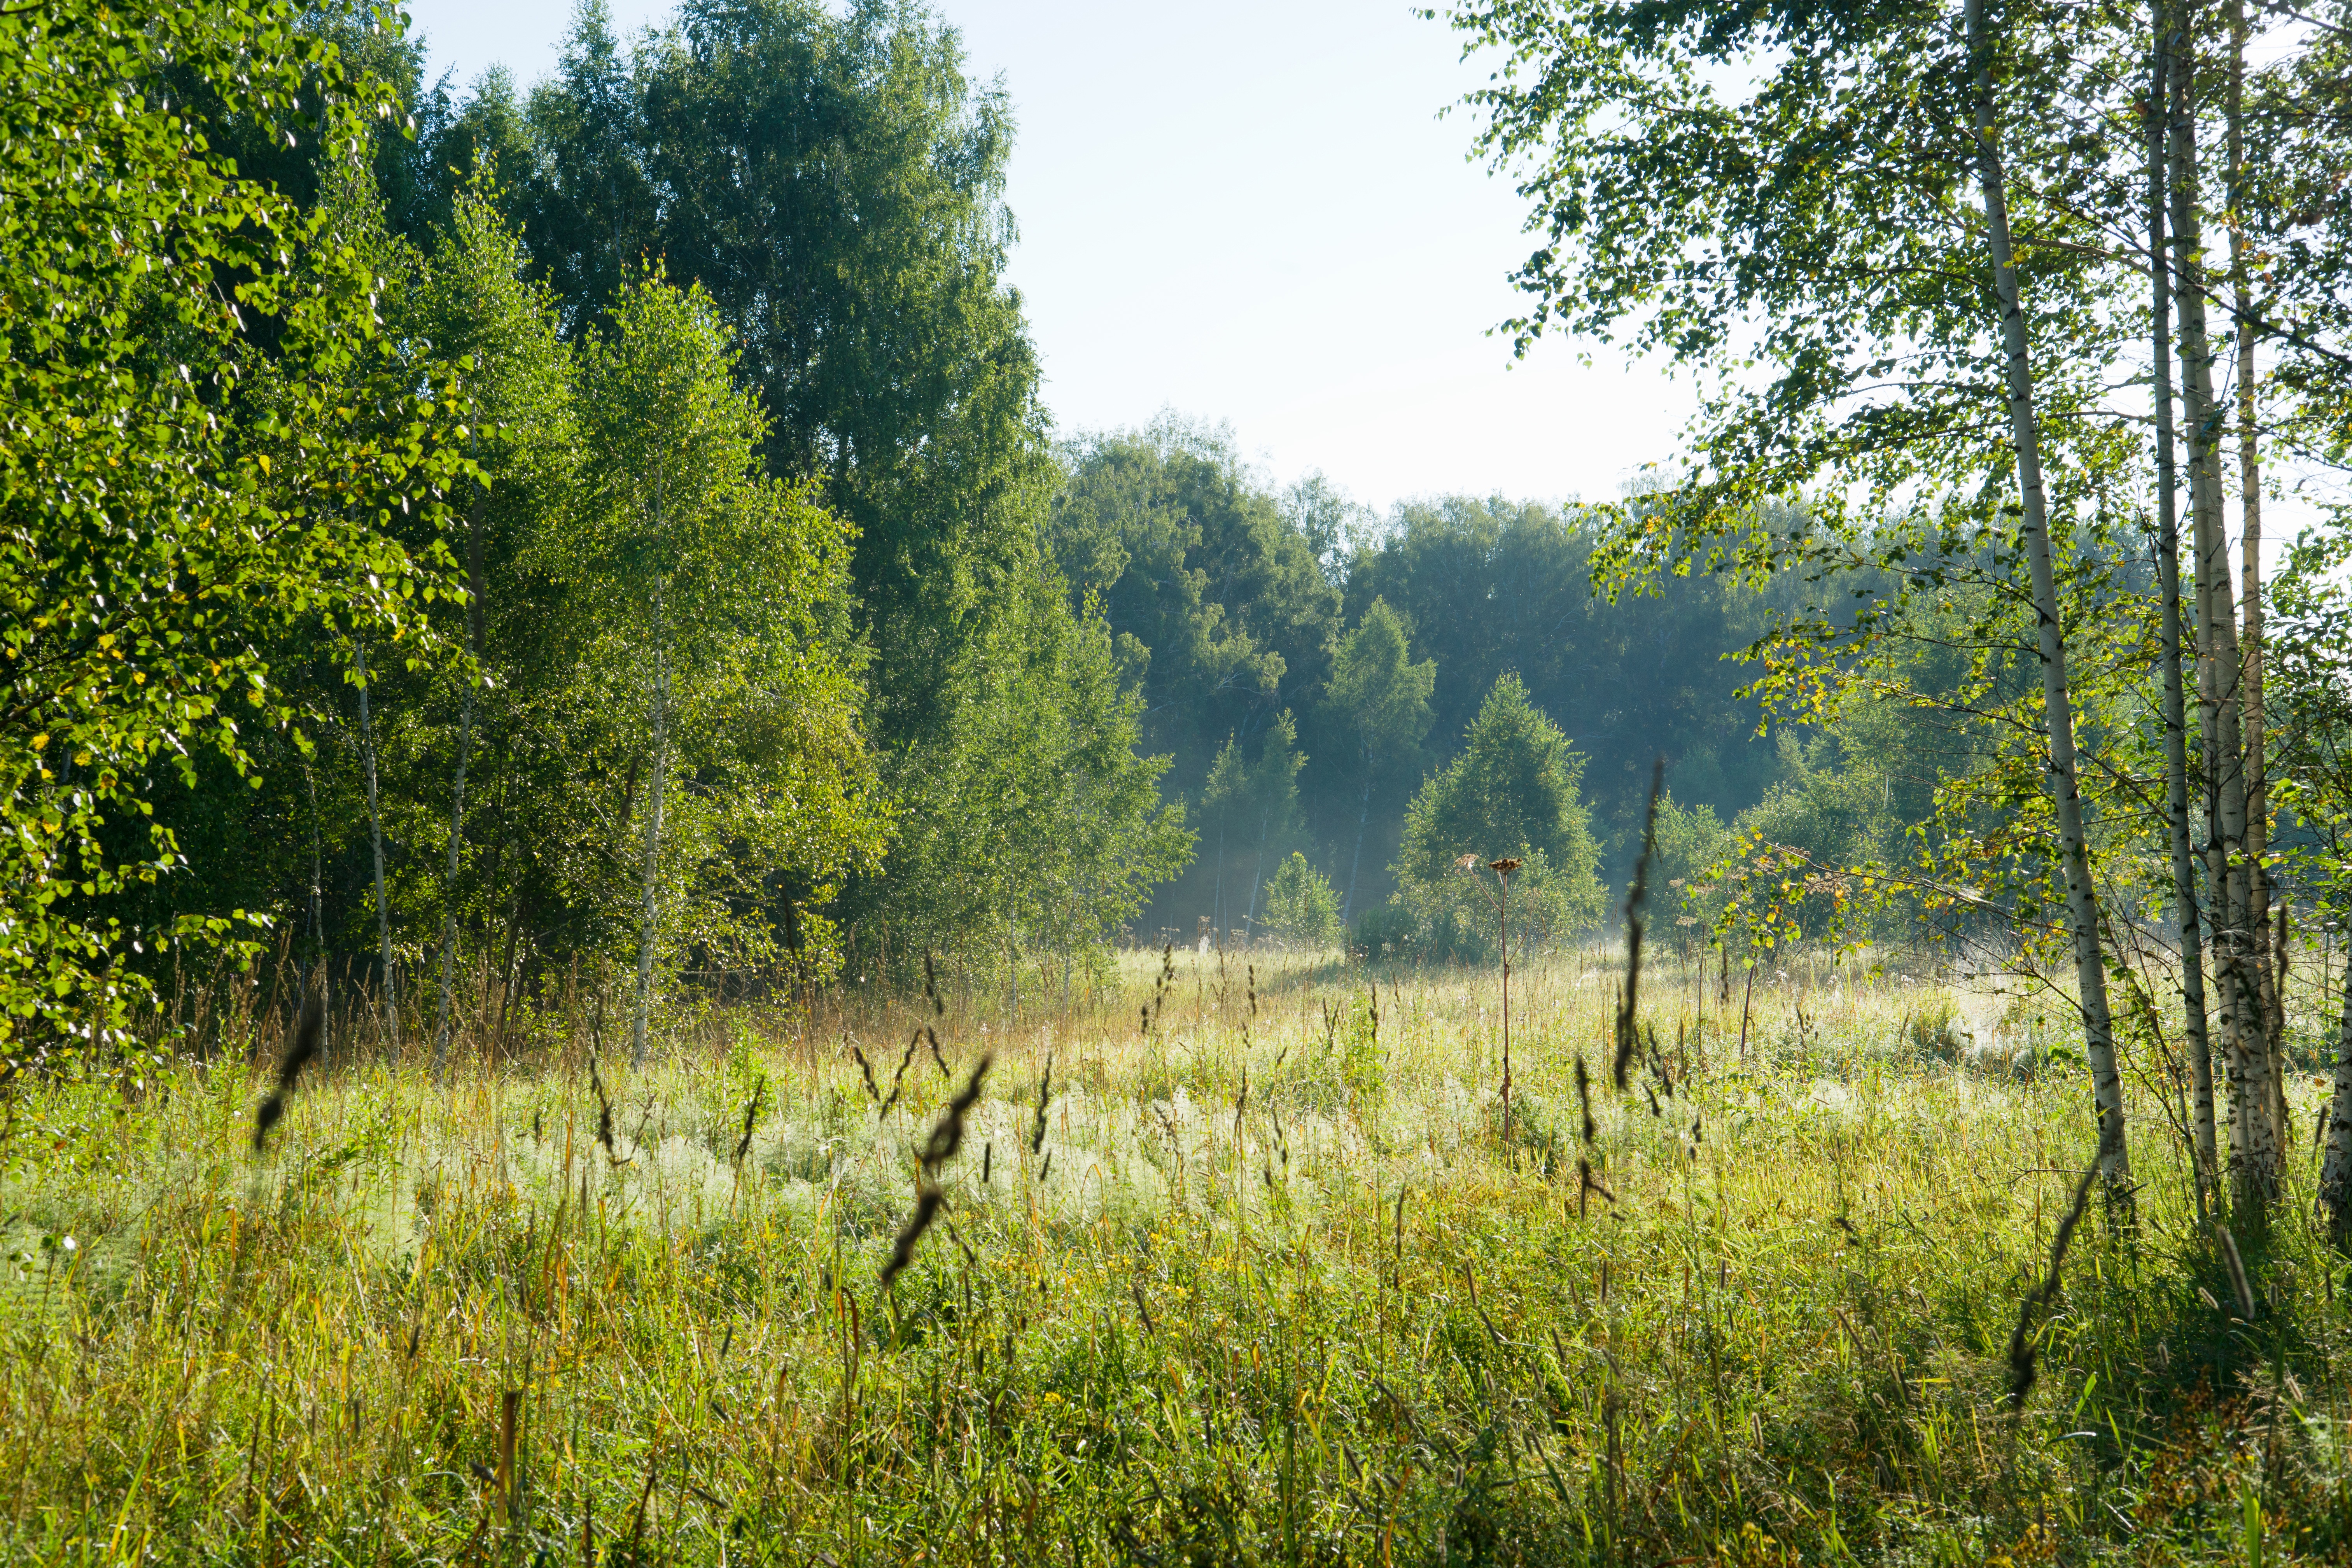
[{"left": 3, "top": 944, "right": 2349, "bottom": 1566}]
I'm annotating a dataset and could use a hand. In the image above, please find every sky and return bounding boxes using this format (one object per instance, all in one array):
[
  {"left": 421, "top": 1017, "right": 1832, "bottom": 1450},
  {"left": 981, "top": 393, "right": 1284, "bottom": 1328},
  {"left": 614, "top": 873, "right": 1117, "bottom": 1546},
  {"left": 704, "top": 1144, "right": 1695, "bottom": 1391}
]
[
  {"left": 398, "top": 0, "right": 2333, "bottom": 550},
  {"left": 399, "top": 0, "right": 1699, "bottom": 517}
]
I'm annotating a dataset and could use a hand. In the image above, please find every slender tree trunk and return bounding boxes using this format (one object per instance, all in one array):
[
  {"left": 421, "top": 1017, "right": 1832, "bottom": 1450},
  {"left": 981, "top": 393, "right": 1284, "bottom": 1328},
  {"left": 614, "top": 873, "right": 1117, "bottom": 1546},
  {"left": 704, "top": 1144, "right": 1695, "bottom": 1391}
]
[
  {"left": 355, "top": 638, "right": 398, "bottom": 1052},
  {"left": 1969, "top": 0, "right": 2130, "bottom": 1197},
  {"left": 2152, "top": 7, "right": 2218, "bottom": 1206},
  {"left": 2227, "top": 0, "right": 2284, "bottom": 1082},
  {"left": 2318, "top": 939, "right": 2352, "bottom": 1243},
  {"left": 630, "top": 581, "right": 671, "bottom": 1069},
  {"left": 1244, "top": 807, "right": 1270, "bottom": 938},
  {"left": 305, "top": 761, "right": 330, "bottom": 1069},
  {"left": 432, "top": 487, "right": 486, "bottom": 1082},
  {"left": 1343, "top": 765, "right": 1371, "bottom": 926},
  {"left": 1213, "top": 810, "right": 1226, "bottom": 939},
  {"left": 2170, "top": 28, "right": 2278, "bottom": 1207}
]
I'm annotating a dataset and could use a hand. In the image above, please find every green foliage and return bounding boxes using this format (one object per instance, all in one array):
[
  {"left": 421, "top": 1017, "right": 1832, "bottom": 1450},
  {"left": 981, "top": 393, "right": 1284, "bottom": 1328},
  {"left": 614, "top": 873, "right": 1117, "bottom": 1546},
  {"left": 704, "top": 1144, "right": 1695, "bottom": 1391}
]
[
  {"left": 878, "top": 578, "right": 1192, "bottom": 980},
  {"left": 1199, "top": 711, "right": 1310, "bottom": 938},
  {"left": 1652, "top": 790, "right": 1734, "bottom": 933},
  {"left": 558, "top": 271, "right": 885, "bottom": 988},
  {"left": 1443, "top": 0, "right": 2139, "bottom": 553},
  {"left": 1260, "top": 853, "right": 1342, "bottom": 949},
  {"left": 1352, "top": 899, "right": 1421, "bottom": 961},
  {"left": 509, "top": 0, "right": 1049, "bottom": 749},
  {"left": 1343, "top": 497, "right": 1788, "bottom": 880},
  {"left": 1053, "top": 417, "right": 1341, "bottom": 787},
  {"left": 1323, "top": 597, "right": 1436, "bottom": 917},
  {"left": 2269, "top": 528, "right": 2352, "bottom": 920},
  {"left": 1432, "top": 0, "right": 2200, "bottom": 983},
  {"left": 0, "top": 0, "right": 468, "bottom": 1060},
  {"left": 1393, "top": 674, "right": 1604, "bottom": 959},
  {"left": 482, "top": 0, "right": 1162, "bottom": 986}
]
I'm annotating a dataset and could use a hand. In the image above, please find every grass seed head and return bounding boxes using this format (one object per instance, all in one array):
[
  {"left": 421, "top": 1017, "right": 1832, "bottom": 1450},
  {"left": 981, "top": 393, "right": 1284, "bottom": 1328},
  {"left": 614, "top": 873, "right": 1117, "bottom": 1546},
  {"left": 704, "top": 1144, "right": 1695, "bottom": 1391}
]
[{"left": 252, "top": 989, "right": 325, "bottom": 1154}]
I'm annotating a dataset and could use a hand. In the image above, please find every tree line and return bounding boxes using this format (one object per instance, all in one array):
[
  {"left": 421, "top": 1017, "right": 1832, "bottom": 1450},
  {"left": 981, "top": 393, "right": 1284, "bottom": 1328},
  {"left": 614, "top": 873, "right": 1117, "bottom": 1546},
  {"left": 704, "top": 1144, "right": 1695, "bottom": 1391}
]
[{"left": 5, "top": 0, "right": 1858, "bottom": 1068}]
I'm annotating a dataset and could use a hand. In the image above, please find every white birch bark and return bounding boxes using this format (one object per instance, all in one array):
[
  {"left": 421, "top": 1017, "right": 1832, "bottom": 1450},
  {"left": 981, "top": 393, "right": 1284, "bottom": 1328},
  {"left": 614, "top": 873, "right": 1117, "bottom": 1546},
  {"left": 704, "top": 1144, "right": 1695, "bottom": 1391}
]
[
  {"left": 2169, "top": 26, "right": 2278, "bottom": 1207},
  {"left": 355, "top": 639, "right": 397, "bottom": 1051},
  {"left": 2151, "top": 6, "right": 2217, "bottom": 1202},
  {"left": 1968, "top": 0, "right": 2129, "bottom": 1192}
]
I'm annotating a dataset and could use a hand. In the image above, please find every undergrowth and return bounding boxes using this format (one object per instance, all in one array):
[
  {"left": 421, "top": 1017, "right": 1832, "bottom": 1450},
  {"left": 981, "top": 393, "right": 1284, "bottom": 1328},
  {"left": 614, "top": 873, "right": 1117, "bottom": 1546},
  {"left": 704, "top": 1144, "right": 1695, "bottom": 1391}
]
[{"left": 2, "top": 948, "right": 2348, "bottom": 1564}]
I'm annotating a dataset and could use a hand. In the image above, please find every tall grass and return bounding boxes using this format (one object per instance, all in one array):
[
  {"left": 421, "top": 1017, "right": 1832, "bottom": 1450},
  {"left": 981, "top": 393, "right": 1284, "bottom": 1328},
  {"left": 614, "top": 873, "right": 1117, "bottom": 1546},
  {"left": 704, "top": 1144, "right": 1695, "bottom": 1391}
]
[{"left": 3, "top": 945, "right": 2349, "bottom": 1563}]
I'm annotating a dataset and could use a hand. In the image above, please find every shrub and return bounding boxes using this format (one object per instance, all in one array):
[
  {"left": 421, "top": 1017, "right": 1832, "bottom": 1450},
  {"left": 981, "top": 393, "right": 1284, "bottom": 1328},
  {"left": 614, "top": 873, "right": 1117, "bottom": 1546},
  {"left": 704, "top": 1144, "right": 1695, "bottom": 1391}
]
[
  {"left": 1261, "top": 853, "right": 1342, "bottom": 949},
  {"left": 1391, "top": 674, "right": 1604, "bottom": 959},
  {"left": 1906, "top": 995, "right": 1967, "bottom": 1062},
  {"left": 1354, "top": 900, "right": 1419, "bottom": 960}
]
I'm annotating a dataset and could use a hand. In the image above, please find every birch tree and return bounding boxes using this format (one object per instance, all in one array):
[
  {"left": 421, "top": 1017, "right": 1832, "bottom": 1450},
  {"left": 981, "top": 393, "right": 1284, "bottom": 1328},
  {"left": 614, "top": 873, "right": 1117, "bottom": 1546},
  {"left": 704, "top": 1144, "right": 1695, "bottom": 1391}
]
[
  {"left": 1444, "top": 0, "right": 2142, "bottom": 1183},
  {"left": 567, "top": 273, "right": 881, "bottom": 1067},
  {"left": 2168, "top": 5, "right": 2281, "bottom": 1205},
  {"left": 2149, "top": 5, "right": 2219, "bottom": 1203},
  {"left": 1965, "top": 0, "right": 2128, "bottom": 1193}
]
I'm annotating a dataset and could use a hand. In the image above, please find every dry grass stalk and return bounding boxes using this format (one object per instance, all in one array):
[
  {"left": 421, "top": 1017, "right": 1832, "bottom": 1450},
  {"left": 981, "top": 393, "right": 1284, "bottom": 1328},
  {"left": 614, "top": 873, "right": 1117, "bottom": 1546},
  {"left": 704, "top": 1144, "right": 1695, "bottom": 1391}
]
[
  {"left": 1578, "top": 1157, "right": 1617, "bottom": 1216},
  {"left": 252, "top": 989, "right": 324, "bottom": 1153},
  {"left": 733, "top": 1076, "right": 767, "bottom": 1166},
  {"left": 1615, "top": 758, "right": 1666, "bottom": 1090},
  {"left": 882, "top": 1054, "right": 993, "bottom": 1288},
  {"left": 1031, "top": 1054, "right": 1054, "bottom": 1156},
  {"left": 2004, "top": 1160, "right": 2098, "bottom": 1408},
  {"left": 589, "top": 1045, "right": 620, "bottom": 1161},
  {"left": 878, "top": 1033, "right": 919, "bottom": 1117}
]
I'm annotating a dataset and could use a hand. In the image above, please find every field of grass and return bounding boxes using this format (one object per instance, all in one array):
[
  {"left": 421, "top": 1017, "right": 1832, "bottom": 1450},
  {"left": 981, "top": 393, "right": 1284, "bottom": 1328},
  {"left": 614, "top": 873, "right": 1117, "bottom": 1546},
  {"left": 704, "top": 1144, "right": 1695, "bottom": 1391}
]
[{"left": 4, "top": 943, "right": 2351, "bottom": 1564}]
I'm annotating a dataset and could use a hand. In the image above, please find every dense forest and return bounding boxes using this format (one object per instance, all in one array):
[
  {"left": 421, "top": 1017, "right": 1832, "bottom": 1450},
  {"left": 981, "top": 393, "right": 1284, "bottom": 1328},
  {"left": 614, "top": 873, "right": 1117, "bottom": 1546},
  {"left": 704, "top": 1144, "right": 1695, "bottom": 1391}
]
[{"left": 2, "top": 0, "right": 1867, "bottom": 1057}]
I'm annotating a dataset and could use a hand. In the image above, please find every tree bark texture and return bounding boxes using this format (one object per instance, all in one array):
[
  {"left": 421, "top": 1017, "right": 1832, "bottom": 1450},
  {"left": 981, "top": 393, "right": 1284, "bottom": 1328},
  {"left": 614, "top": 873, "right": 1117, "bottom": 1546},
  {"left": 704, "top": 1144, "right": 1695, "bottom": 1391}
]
[
  {"left": 2169, "top": 20, "right": 2278, "bottom": 1208},
  {"left": 2151, "top": 9, "right": 2217, "bottom": 1202},
  {"left": 1969, "top": 0, "right": 2130, "bottom": 1195},
  {"left": 2226, "top": 0, "right": 2284, "bottom": 1080},
  {"left": 2318, "top": 940, "right": 2352, "bottom": 1244}
]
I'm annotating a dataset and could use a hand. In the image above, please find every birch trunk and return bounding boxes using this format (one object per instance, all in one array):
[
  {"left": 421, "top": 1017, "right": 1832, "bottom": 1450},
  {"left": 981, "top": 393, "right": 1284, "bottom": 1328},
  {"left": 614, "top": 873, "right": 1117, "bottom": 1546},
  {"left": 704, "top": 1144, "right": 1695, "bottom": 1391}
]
[
  {"left": 630, "top": 581, "right": 671, "bottom": 1069},
  {"left": 1344, "top": 770, "right": 1370, "bottom": 926},
  {"left": 1968, "top": 0, "right": 2130, "bottom": 1195},
  {"left": 1244, "top": 807, "right": 1270, "bottom": 937},
  {"left": 2169, "top": 26, "right": 2279, "bottom": 1207},
  {"left": 2226, "top": 0, "right": 2284, "bottom": 1083},
  {"left": 2318, "top": 940, "right": 2352, "bottom": 1244},
  {"left": 2151, "top": 6, "right": 2217, "bottom": 1204},
  {"left": 305, "top": 762, "right": 331, "bottom": 1069},
  {"left": 355, "top": 639, "right": 398, "bottom": 1051},
  {"left": 431, "top": 488, "right": 486, "bottom": 1082}
]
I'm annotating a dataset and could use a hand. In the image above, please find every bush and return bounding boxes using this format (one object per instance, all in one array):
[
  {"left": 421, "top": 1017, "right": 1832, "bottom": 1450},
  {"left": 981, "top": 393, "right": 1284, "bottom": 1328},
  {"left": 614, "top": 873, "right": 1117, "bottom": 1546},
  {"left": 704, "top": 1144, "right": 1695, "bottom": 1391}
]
[
  {"left": 1262, "top": 853, "right": 1342, "bottom": 949},
  {"left": 1392, "top": 674, "right": 1604, "bottom": 956},
  {"left": 1905, "top": 996, "right": 1967, "bottom": 1062},
  {"left": 1388, "top": 848, "right": 1593, "bottom": 964},
  {"left": 1354, "top": 901, "right": 1420, "bottom": 961}
]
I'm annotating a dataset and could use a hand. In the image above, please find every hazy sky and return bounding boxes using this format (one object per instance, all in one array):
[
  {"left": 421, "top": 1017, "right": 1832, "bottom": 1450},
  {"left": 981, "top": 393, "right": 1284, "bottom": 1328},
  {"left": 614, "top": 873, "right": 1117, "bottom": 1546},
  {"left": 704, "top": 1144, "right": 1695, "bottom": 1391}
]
[
  {"left": 398, "top": 0, "right": 2333, "bottom": 550},
  {"left": 399, "top": 0, "right": 1696, "bottom": 516}
]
